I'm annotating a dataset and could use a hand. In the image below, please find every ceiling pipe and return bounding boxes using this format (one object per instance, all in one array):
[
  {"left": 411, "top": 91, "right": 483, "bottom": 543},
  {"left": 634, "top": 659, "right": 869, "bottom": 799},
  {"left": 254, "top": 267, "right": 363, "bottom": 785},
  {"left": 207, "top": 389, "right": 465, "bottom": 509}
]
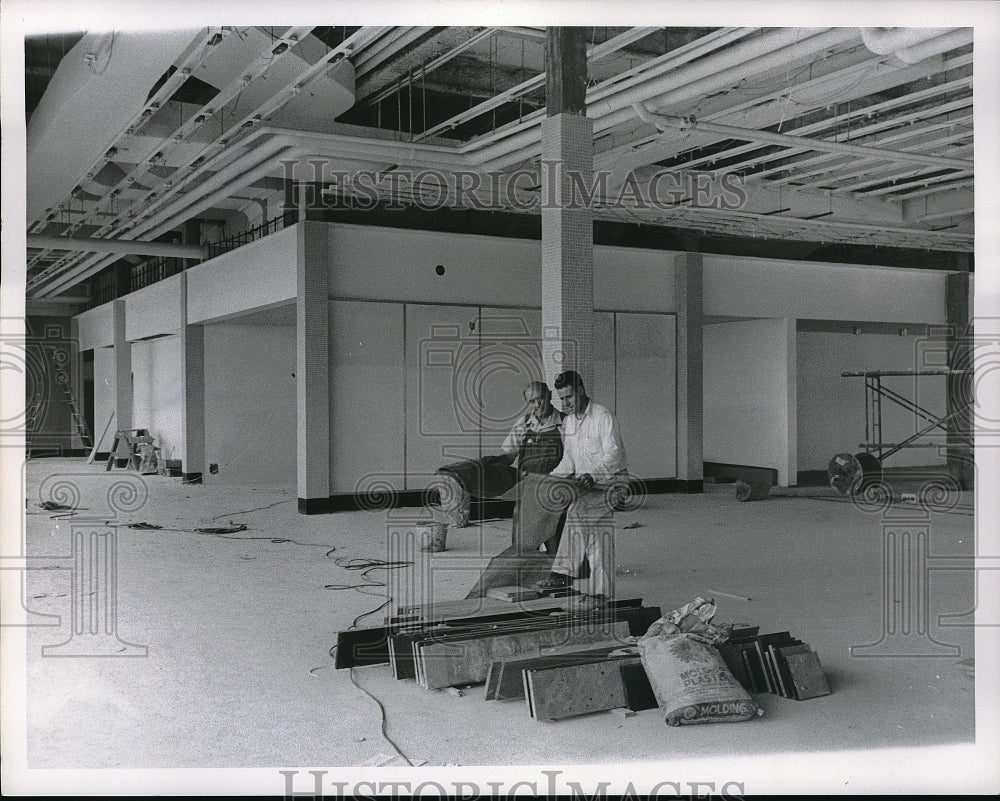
[
  {"left": 31, "top": 135, "right": 295, "bottom": 294},
  {"left": 859, "top": 27, "right": 952, "bottom": 55},
  {"left": 33, "top": 27, "right": 835, "bottom": 290},
  {"left": 468, "top": 27, "right": 861, "bottom": 171},
  {"left": 632, "top": 103, "right": 973, "bottom": 171},
  {"left": 36, "top": 144, "right": 309, "bottom": 297},
  {"left": 659, "top": 71, "right": 972, "bottom": 175},
  {"left": 413, "top": 26, "right": 674, "bottom": 143},
  {"left": 27, "top": 234, "right": 206, "bottom": 259},
  {"left": 28, "top": 129, "right": 287, "bottom": 294},
  {"left": 43, "top": 25, "right": 377, "bottom": 263},
  {"left": 892, "top": 29, "right": 972, "bottom": 63}
]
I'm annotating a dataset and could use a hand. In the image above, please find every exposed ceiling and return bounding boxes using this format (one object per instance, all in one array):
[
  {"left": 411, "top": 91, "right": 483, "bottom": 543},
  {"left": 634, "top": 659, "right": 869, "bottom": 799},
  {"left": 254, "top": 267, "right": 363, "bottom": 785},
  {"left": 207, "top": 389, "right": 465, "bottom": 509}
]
[{"left": 23, "top": 26, "right": 975, "bottom": 305}]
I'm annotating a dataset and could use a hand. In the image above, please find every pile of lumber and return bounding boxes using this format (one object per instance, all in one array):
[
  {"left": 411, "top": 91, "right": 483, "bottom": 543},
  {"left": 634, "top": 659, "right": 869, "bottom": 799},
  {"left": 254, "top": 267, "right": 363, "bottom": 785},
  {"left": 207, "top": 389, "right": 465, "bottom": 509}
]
[
  {"left": 336, "top": 594, "right": 663, "bottom": 720},
  {"left": 717, "top": 629, "right": 831, "bottom": 700},
  {"left": 335, "top": 596, "right": 832, "bottom": 722}
]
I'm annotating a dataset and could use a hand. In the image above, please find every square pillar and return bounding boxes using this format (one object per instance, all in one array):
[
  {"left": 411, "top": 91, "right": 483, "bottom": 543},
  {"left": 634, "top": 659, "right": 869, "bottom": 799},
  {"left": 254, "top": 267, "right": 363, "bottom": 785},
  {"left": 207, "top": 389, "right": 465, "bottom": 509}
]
[
  {"left": 675, "top": 252, "right": 703, "bottom": 489},
  {"left": 296, "top": 222, "right": 331, "bottom": 513},
  {"left": 179, "top": 273, "right": 205, "bottom": 483},
  {"left": 541, "top": 113, "right": 595, "bottom": 390},
  {"left": 111, "top": 299, "right": 132, "bottom": 432}
]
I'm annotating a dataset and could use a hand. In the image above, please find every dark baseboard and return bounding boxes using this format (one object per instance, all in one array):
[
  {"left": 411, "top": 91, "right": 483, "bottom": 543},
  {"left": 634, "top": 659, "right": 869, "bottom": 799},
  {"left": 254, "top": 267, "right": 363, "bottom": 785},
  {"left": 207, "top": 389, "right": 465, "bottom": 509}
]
[
  {"left": 641, "top": 478, "right": 703, "bottom": 494},
  {"left": 298, "top": 497, "right": 332, "bottom": 514},
  {"left": 797, "top": 470, "right": 830, "bottom": 486},
  {"left": 704, "top": 462, "right": 778, "bottom": 486},
  {"left": 182, "top": 472, "right": 203, "bottom": 484},
  {"left": 28, "top": 447, "right": 90, "bottom": 458}
]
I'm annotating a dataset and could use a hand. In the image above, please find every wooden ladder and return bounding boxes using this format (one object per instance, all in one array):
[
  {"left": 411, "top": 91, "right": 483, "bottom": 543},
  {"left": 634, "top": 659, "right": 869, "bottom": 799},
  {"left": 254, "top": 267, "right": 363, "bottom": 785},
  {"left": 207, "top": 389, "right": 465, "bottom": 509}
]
[
  {"left": 105, "top": 429, "right": 154, "bottom": 471},
  {"left": 46, "top": 344, "right": 93, "bottom": 450}
]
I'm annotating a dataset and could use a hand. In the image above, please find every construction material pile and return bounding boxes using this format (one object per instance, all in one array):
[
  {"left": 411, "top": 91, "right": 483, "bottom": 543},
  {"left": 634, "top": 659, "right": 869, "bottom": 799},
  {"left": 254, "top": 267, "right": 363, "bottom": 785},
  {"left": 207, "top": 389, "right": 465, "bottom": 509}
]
[{"left": 335, "top": 592, "right": 830, "bottom": 724}]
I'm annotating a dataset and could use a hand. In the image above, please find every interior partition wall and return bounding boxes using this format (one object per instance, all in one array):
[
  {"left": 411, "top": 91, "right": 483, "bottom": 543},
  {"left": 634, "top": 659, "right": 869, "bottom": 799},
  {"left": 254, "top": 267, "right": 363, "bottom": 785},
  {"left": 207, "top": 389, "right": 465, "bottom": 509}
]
[{"left": 329, "top": 300, "right": 679, "bottom": 499}]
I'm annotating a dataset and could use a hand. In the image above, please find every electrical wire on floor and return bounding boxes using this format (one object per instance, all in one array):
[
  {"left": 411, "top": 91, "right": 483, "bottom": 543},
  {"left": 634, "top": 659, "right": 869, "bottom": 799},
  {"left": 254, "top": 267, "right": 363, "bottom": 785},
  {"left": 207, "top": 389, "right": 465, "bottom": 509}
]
[
  {"left": 788, "top": 494, "right": 975, "bottom": 517},
  {"left": 107, "top": 520, "right": 341, "bottom": 547},
  {"left": 320, "top": 555, "right": 415, "bottom": 767},
  {"left": 208, "top": 498, "right": 294, "bottom": 520}
]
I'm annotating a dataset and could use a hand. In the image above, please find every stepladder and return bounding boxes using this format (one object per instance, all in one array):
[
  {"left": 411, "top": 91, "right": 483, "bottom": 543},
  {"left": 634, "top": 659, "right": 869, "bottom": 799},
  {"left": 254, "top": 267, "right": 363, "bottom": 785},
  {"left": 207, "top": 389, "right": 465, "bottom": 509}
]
[{"left": 105, "top": 429, "right": 158, "bottom": 474}]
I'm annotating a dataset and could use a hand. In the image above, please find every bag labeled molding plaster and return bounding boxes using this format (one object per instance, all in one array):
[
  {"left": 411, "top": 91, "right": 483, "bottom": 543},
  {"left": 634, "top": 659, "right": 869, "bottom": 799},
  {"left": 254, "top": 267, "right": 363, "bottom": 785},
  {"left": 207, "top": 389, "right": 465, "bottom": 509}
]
[{"left": 638, "top": 597, "right": 760, "bottom": 726}]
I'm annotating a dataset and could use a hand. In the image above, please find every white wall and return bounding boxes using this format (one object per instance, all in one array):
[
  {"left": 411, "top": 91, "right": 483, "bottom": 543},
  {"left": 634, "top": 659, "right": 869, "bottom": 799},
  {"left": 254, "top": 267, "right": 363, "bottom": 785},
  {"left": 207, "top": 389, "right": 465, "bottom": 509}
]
[
  {"left": 124, "top": 275, "right": 182, "bottom": 341},
  {"left": 704, "top": 318, "right": 796, "bottom": 485},
  {"left": 93, "top": 346, "right": 116, "bottom": 450},
  {"left": 615, "top": 312, "right": 678, "bottom": 479},
  {"left": 202, "top": 323, "right": 296, "bottom": 487},
  {"left": 796, "top": 330, "right": 949, "bottom": 471},
  {"left": 703, "top": 255, "right": 946, "bottom": 323},
  {"left": 77, "top": 304, "right": 114, "bottom": 350},
  {"left": 321, "top": 224, "right": 680, "bottom": 492},
  {"left": 187, "top": 225, "right": 297, "bottom": 324},
  {"left": 324, "top": 223, "right": 676, "bottom": 312},
  {"left": 130, "top": 335, "right": 183, "bottom": 461},
  {"left": 329, "top": 300, "right": 405, "bottom": 494}
]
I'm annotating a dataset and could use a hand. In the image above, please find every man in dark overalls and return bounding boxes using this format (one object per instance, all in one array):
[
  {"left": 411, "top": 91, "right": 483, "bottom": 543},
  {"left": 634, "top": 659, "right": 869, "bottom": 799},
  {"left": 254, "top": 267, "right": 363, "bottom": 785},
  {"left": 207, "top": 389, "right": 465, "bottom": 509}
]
[{"left": 435, "top": 381, "right": 565, "bottom": 553}]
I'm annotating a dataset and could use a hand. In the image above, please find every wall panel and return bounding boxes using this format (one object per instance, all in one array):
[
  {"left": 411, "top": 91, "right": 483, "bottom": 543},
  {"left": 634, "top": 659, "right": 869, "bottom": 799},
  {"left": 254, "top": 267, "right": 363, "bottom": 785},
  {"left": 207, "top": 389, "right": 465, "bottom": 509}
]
[{"left": 329, "top": 301, "right": 405, "bottom": 494}]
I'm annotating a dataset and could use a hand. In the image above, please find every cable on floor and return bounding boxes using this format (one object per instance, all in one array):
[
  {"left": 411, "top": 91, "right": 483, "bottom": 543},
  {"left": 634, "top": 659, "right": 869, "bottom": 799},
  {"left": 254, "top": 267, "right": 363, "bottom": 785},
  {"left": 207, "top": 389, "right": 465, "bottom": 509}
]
[
  {"left": 110, "top": 521, "right": 338, "bottom": 547},
  {"left": 320, "top": 556, "right": 414, "bottom": 766},
  {"left": 208, "top": 498, "right": 294, "bottom": 520},
  {"left": 793, "top": 495, "right": 975, "bottom": 516}
]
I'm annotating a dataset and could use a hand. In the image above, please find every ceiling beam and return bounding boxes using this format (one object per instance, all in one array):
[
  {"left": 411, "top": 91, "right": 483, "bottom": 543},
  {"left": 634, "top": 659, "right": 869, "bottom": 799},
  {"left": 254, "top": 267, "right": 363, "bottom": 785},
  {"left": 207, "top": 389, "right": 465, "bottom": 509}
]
[
  {"left": 633, "top": 104, "right": 973, "bottom": 171},
  {"left": 27, "top": 234, "right": 206, "bottom": 259}
]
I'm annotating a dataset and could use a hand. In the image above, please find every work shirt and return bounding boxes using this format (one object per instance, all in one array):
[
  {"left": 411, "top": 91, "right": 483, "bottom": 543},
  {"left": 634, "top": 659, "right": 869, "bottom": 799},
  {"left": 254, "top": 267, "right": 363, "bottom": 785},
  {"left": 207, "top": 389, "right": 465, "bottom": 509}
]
[
  {"left": 549, "top": 401, "right": 628, "bottom": 484},
  {"left": 500, "top": 406, "right": 564, "bottom": 457}
]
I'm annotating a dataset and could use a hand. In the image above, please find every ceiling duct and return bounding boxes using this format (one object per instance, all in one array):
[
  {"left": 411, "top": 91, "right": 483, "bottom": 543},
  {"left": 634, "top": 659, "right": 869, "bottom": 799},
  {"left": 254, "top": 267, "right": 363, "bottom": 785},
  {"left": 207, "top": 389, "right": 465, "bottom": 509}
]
[{"left": 26, "top": 30, "right": 206, "bottom": 222}]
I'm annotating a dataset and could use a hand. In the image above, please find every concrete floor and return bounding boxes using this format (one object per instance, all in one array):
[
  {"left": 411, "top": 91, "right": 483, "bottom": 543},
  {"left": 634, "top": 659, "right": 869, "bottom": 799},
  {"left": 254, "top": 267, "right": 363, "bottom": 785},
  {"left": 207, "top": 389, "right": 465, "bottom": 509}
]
[{"left": 9, "top": 458, "right": 996, "bottom": 793}]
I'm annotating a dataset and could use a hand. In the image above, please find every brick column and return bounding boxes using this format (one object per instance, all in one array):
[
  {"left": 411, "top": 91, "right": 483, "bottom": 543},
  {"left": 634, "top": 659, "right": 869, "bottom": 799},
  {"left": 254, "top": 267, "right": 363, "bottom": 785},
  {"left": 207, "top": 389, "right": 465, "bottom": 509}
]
[
  {"left": 179, "top": 273, "right": 205, "bottom": 484},
  {"left": 296, "top": 221, "right": 331, "bottom": 513},
  {"left": 541, "top": 28, "right": 594, "bottom": 390},
  {"left": 111, "top": 299, "right": 132, "bottom": 433},
  {"left": 675, "top": 252, "right": 703, "bottom": 490}
]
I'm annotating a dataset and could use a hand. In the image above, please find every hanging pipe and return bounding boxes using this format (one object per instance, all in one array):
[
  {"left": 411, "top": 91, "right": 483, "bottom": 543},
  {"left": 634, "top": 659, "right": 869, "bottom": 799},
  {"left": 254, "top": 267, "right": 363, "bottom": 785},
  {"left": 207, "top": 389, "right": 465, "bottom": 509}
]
[{"left": 859, "top": 27, "right": 952, "bottom": 55}]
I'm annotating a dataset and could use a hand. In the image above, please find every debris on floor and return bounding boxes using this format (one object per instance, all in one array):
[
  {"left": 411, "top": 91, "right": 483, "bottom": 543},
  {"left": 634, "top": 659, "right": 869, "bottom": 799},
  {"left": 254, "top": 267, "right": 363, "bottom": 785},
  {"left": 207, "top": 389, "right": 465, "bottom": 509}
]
[
  {"left": 735, "top": 479, "right": 771, "bottom": 502},
  {"left": 37, "top": 500, "right": 75, "bottom": 512},
  {"left": 195, "top": 523, "right": 248, "bottom": 534}
]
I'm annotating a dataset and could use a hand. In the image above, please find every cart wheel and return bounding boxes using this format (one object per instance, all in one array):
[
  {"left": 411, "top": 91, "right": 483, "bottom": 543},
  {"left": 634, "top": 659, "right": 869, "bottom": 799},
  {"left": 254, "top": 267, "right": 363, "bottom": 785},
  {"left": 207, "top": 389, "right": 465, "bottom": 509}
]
[{"left": 828, "top": 452, "right": 883, "bottom": 496}]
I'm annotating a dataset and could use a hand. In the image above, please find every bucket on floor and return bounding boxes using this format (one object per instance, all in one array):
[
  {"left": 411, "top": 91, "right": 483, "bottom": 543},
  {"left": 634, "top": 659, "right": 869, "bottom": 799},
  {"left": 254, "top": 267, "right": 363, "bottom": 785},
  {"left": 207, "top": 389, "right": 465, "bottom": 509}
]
[{"left": 418, "top": 522, "right": 448, "bottom": 552}]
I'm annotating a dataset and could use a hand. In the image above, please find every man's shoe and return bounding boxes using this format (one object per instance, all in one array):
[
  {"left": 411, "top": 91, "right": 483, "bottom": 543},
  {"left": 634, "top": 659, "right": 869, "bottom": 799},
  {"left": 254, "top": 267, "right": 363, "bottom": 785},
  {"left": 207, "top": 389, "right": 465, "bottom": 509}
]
[
  {"left": 535, "top": 574, "right": 572, "bottom": 591},
  {"left": 566, "top": 593, "right": 606, "bottom": 614}
]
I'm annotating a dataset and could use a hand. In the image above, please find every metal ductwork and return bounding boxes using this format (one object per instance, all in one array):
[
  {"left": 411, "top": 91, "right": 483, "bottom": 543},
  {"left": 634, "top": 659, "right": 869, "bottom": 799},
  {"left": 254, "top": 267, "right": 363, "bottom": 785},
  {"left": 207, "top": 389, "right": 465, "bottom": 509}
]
[
  {"left": 860, "top": 27, "right": 969, "bottom": 64},
  {"left": 26, "top": 30, "right": 204, "bottom": 222}
]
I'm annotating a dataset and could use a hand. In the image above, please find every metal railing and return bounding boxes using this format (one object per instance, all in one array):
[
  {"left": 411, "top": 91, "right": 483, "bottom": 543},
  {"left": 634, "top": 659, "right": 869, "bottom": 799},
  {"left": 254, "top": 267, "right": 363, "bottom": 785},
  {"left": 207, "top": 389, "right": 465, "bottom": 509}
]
[
  {"left": 130, "top": 256, "right": 186, "bottom": 292},
  {"left": 206, "top": 213, "right": 291, "bottom": 259}
]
